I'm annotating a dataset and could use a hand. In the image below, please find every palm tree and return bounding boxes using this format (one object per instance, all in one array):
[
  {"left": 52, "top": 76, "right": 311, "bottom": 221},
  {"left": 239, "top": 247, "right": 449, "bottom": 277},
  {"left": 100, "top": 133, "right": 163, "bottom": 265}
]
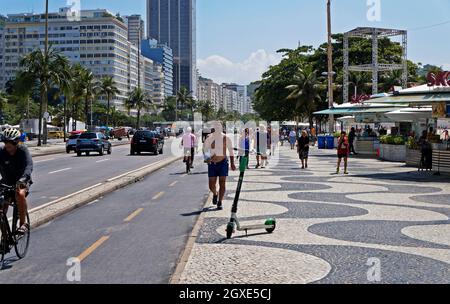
[
  {"left": 198, "top": 100, "right": 215, "bottom": 121},
  {"left": 20, "top": 47, "right": 71, "bottom": 145},
  {"left": 125, "top": 87, "right": 155, "bottom": 129},
  {"left": 77, "top": 68, "right": 100, "bottom": 129},
  {"left": 99, "top": 76, "right": 120, "bottom": 127},
  {"left": 286, "top": 65, "right": 321, "bottom": 129},
  {"left": 176, "top": 87, "right": 193, "bottom": 120}
]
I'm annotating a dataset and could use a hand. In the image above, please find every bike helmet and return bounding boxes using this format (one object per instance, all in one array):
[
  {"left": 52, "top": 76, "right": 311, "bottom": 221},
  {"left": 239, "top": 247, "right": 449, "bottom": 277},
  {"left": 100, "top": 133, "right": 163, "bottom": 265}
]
[{"left": 2, "top": 128, "right": 21, "bottom": 142}]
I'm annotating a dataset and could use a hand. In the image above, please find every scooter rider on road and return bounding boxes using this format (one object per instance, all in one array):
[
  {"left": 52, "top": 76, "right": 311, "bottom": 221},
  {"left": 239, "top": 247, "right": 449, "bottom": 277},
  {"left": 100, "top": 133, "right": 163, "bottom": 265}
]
[{"left": 0, "top": 128, "right": 33, "bottom": 235}]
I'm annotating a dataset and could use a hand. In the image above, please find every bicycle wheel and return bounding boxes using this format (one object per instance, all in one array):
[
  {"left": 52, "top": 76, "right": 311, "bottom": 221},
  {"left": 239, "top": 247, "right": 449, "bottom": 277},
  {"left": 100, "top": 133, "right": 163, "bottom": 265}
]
[
  {"left": 12, "top": 207, "right": 30, "bottom": 259},
  {"left": 0, "top": 216, "right": 7, "bottom": 268}
]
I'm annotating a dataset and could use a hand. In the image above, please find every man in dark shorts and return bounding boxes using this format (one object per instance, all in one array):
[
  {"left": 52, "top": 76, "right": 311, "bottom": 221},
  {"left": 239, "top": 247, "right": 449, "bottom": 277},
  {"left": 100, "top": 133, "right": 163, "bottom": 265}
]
[
  {"left": 335, "top": 131, "right": 349, "bottom": 175},
  {"left": 0, "top": 128, "right": 33, "bottom": 234},
  {"left": 203, "top": 123, "right": 236, "bottom": 210}
]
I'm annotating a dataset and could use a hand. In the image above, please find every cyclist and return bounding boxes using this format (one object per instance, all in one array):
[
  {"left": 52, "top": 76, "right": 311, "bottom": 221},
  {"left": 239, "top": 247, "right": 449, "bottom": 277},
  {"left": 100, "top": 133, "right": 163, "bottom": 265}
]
[
  {"left": 181, "top": 127, "right": 197, "bottom": 172},
  {"left": 0, "top": 128, "right": 33, "bottom": 235}
]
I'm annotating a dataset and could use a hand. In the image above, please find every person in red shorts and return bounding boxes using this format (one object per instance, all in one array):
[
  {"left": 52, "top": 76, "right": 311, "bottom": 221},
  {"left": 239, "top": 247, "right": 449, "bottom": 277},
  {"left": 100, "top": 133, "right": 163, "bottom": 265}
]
[{"left": 335, "top": 131, "right": 349, "bottom": 175}]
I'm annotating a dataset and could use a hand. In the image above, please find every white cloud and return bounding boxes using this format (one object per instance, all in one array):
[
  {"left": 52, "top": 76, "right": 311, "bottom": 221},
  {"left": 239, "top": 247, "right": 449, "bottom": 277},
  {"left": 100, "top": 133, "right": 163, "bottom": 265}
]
[{"left": 197, "top": 49, "right": 282, "bottom": 85}]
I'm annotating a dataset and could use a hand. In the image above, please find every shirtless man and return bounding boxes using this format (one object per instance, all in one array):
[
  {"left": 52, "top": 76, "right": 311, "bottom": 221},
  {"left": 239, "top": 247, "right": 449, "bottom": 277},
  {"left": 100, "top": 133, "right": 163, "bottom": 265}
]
[{"left": 203, "top": 122, "right": 236, "bottom": 210}]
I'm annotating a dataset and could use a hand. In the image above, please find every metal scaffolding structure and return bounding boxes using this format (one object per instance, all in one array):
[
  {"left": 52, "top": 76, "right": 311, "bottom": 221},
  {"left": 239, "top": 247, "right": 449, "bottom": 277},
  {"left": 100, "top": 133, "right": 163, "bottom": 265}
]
[{"left": 343, "top": 27, "right": 408, "bottom": 103}]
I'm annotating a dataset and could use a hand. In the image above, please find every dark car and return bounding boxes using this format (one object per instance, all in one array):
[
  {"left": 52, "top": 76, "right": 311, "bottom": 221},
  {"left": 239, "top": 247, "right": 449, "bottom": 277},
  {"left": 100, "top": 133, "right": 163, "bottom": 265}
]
[
  {"left": 131, "top": 130, "right": 164, "bottom": 155},
  {"left": 66, "top": 134, "right": 80, "bottom": 153},
  {"left": 76, "top": 132, "right": 112, "bottom": 156}
]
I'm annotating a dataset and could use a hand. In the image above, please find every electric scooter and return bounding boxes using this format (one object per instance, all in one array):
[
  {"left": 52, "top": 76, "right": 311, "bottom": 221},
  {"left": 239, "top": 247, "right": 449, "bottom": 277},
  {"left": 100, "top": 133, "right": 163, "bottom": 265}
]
[{"left": 226, "top": 153, "right": 276, "bottom": 239}]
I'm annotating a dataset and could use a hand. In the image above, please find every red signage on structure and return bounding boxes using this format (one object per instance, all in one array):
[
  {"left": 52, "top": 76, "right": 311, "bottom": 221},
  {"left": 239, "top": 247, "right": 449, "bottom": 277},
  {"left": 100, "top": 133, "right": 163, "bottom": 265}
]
[{"left": 427, "top": 71, "right": 450, "bottom": 87}]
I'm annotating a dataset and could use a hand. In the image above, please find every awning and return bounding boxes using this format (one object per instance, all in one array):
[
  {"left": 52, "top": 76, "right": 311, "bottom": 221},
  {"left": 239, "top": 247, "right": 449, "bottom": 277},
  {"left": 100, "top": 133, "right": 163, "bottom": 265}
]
[
  {"left": 314, "top": 106, "right": 405, "bottom": 115},
  {"left": 368, "top": 93, "right": 450, "bottom": 105},
  {"left": 385, "top": 107, "right": 432, "bottom": 122}
]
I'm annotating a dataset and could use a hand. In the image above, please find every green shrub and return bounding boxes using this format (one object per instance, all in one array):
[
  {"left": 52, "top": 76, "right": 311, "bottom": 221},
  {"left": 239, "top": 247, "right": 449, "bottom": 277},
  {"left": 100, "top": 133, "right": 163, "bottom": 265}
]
[
  {"left": 333, "top": 132, "right": 341, "bottom": 138},
  {"left": 380, "top": 135, "right": 405, "bottom": 146}
]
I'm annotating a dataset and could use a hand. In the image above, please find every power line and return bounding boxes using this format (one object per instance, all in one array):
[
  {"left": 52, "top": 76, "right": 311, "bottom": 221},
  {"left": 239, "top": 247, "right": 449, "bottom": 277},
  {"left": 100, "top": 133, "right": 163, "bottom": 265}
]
[{"left": 409, "top": 19, "right": 450, "bottom": 31}]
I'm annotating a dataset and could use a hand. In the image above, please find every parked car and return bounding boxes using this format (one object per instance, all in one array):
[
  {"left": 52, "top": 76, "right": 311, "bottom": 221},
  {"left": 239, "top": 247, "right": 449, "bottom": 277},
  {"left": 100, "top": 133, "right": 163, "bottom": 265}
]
[
  {"left": 66, "top": 134, "right": 80, "bottom": 153},
  {"left": 76, "top": 132, "right": 112, "bottom": 156},
  {"left": 130, "top": 130, "right": 164, "bottom": 155}
]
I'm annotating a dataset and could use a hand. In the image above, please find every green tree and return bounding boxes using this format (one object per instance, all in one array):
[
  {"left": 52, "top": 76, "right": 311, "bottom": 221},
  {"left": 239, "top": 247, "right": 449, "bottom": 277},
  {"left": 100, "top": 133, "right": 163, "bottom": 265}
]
[
  {"left": 176, "top": 87, "right": 194, "bottom": 120},
  {"left": 286, "top": 65, "right": 321, "bottom": 128},
  {"left": 125, "top": 87, "right": 155, "bottom": 129},
  {"left": 197, "top": 100, "right": 215, "bottom": 121},
  {"left": 77, "top": 68, "right": 100, "bottom": 128},
  {"left": 99, "top": 76, "right": 120, "bottom": 127},
  {"left": 19, "top": 47, "right": 71, "bottom": 145}
]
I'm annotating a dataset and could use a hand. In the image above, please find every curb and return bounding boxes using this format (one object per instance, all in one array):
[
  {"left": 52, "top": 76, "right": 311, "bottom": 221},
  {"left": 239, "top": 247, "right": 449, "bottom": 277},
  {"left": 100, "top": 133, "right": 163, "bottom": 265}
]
[
  {"left": 29, "top": 155, "right": 183, "bottom": 229},
  {"left": 170, "top": 192, "right": 213, "bottom": 284},
  {"left": 30, "top": 140, "right": 131, "bottom": 157}
]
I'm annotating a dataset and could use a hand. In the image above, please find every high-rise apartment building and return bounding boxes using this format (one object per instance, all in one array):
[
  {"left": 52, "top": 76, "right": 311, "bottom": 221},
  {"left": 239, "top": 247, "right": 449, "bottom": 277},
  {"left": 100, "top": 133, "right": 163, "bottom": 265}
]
[
  {"left": 141, "top": 38, "right": 173, "bottom": 98},
  {"left": 147, "top": 0, "right": 196, "bottom": 97},
  {"left": 125, "top": 14, "right": 144, "bottom": 46},
  {"left": 0, "top": 16, "right": 7, "bottom": 89},
  {"left": 197, "top": 77, "right": 222, "bottom": 111},
  {"left": 0, "top": 8, "right": 145, "bottom": 112}
]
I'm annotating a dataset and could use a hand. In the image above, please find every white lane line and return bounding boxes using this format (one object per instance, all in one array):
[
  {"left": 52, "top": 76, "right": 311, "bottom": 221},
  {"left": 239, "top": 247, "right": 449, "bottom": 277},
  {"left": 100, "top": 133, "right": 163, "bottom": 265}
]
[
  {"left": 169, "top": 181, "right": 178, "bottom": 187},
  {"left": 48, "top": 168, "right": 72, "bottom": 175},
  {"left": 106, "top": 159, "right": 165, "bottom": 182},
  {"left": 35, "top": 158, "right": 56, "bottom": 164},
  {"left": 29, "top": 183, "right": 103, "bottom": 213},
  {"left": 95, "top": 159, "right": 110, "bottom": 163}
]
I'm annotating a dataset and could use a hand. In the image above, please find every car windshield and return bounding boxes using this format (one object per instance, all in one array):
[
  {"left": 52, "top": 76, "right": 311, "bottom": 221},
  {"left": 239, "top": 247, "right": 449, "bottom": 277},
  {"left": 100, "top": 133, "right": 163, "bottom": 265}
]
[
  {"left": 135, "top": 131, "right": 154, "bottom": 139},
  {"left": 69, "top": 135, "right": 80, "bottom": 139},
  {"left": 79, "top": 133, "right": 97, "bottom": 139}
]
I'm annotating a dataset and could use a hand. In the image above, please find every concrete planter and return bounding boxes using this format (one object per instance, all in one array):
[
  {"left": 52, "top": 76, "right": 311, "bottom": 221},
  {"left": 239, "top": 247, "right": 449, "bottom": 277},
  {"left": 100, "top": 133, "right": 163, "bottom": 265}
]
[
  {"left": 406, "top": 149, "right": 421, "bottom": 167},
  {"left": 379, "top": 144, "right": 406, "bottom": 162}
]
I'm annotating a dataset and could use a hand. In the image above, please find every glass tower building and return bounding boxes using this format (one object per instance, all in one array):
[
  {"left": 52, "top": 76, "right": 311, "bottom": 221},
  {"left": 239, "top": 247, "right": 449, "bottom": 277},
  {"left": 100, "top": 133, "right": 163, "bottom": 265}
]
[{"left": 147, "top": 0, "right": 196, "bottom": 97}]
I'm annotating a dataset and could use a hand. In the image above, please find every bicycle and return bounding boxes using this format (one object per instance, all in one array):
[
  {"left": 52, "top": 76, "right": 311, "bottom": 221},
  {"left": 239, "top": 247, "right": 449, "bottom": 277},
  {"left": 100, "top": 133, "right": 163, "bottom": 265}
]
[
  {"left": 183, "top": 148, "right": 192, "bottom": 174},
  {"left": 0, "top": 184, "right": 31, "bottom": 269}
]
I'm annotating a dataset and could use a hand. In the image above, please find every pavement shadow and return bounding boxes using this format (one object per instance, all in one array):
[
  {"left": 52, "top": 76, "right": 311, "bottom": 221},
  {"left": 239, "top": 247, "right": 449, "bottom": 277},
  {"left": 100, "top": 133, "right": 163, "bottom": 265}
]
[
  {"left": 352, "top": 172, "right": 449, "bottom": 183},
  {"left": 181, "top": 206, "right": 217, "bottom": 217}
]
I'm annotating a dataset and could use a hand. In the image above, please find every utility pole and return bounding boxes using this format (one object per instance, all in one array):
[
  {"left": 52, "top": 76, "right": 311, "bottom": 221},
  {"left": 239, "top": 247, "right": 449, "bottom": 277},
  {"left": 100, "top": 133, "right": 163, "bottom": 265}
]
[{"left": 326, "top": 0, "right": 334, "bottom": 133}]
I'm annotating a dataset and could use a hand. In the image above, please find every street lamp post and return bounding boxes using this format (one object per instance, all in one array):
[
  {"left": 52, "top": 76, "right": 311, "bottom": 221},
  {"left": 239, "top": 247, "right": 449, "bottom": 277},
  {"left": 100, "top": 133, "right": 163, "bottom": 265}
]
[{"left": 326, "top": 0, "right": 335, "bottom": 133}]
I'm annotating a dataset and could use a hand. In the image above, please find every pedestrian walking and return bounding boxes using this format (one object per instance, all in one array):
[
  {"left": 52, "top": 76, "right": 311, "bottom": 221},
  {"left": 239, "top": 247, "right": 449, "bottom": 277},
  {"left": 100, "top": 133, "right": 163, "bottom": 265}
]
[
  {"left": 203, "top": 122, "right": 236, "bottom": 210},
  {"left": 349, "top": 127, "right": 358, "bottom": 155},
  {"left": 289, "top": 129, "right": 296, "bottom": 150},
  {"left": 255, "top": 126, "right": 268, "bottom": 169},
  {"left": 239, "top": 128, "right": 251, "bottom": 169},
  {"left": 335, "top": 131, "right": 350, "bottom": 175},
  {"left": 297, "top": 130, "right": 310, "bottom": 169},
  {"left": 419, "top": 130, "right": 432, "bottom": 171}
]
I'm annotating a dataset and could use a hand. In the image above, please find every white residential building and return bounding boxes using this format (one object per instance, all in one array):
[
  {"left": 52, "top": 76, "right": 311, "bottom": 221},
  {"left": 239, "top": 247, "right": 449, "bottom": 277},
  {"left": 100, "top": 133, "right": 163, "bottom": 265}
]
[{"left": 1, "top": 8, "right": 147, "bottom": 112}]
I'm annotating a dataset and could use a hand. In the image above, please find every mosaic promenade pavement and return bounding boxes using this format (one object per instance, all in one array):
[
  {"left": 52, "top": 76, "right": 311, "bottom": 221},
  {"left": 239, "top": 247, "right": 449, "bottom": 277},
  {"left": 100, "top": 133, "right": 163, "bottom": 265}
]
[{"left": 179, "top": 146, "right": 450, "bottom": 284}]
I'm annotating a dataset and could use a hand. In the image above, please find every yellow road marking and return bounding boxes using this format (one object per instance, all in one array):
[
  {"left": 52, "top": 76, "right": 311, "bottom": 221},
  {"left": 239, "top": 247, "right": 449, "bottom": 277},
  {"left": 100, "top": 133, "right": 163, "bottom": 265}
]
[
  {"left": 77, "top": 236, "right": 110, "bottom": 262},
  {"left": 169, "top": 181, "right": 178, "bottom": 187},
  {"left": 152, "top": 191, "right": 165, "bottom": 200},
  {"left": 123, "top": 208, "right": 144, "bottom": 222}
]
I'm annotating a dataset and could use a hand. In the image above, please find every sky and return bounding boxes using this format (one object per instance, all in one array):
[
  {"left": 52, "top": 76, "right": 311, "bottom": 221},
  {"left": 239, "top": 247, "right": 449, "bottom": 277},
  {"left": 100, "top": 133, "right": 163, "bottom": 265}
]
[{"left": 1, "top": 0, "right": 450, "bottom": 84}]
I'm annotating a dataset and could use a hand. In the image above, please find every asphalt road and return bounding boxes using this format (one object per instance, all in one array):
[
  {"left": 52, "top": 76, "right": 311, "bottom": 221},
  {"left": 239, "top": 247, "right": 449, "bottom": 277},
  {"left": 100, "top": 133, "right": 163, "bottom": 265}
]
[
  {"left": 0, "top": 157, "right": 211, "bottom": 283},
  {"left": 29, "top": 139, "right": 179, "bottom": 208}
]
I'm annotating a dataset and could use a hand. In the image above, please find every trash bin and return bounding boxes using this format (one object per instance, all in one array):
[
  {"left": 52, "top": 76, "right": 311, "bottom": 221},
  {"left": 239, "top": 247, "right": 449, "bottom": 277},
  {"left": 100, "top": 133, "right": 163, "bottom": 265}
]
[
  {"left": 318, "top": 136, "right": 326, "bottom": 149},
  {"left": 326, "top": 136, "right": 335, "bottom": 149}
]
